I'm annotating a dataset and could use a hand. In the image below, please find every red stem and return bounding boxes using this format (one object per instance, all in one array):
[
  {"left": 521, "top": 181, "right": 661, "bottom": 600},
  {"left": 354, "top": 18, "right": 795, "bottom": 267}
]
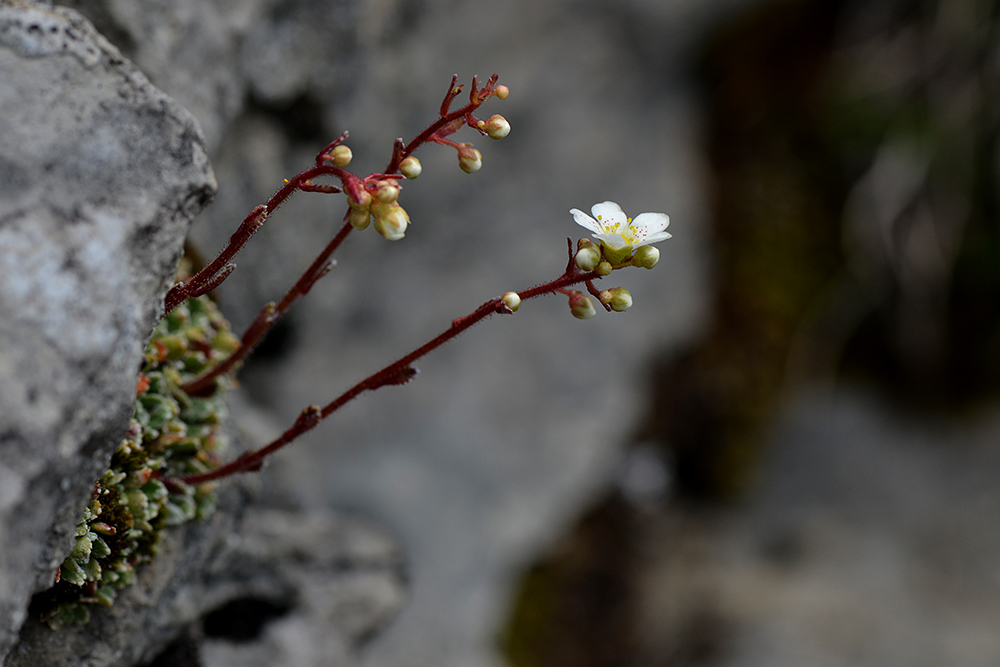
[
  {"left": 164, "top": 164, "right": 354, "bottom": 314},
  {"left": 177, "top": 264, "right": 600, "bottom": 485},
  {"left": 180, "top": 220, "right": 354, "bottom": 396},
  {"left": 178, "top": 74, "right": 505, "bottom": 393}
]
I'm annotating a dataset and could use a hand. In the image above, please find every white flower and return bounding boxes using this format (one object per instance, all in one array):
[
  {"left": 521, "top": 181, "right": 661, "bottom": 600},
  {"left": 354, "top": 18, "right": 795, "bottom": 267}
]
[{"left": 569, "top": 201, "right": 671, "bottom": 254}]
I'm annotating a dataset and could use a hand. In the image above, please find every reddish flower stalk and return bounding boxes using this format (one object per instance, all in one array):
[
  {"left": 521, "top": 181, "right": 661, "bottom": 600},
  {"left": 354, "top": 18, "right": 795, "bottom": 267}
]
[
  {"left": 174, "top": 73, "right": 507, "bottom": 395},
  {"left": 163, "top": 163, "right": 355, "bottom": 314},
  {"left": 180, "top": 220, "right": 354, "bottom": 396},
  {"left": 176, "top": 258, "right": 607, "bottom": 486}
]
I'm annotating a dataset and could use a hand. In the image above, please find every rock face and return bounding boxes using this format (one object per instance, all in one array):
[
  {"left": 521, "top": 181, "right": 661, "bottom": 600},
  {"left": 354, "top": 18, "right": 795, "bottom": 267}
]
[
  {"left": 0, "top": 3, "right": 404, "bottom": 666},
  {"left": 6, "top": 496, "right": 404, "bottom": 667},
  {"left": 0, "top": 1, "right": 215, "bottom": 662}
]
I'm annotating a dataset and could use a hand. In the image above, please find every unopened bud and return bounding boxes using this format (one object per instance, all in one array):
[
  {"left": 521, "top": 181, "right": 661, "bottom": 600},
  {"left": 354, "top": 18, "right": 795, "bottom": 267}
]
[
  {"left": 574, "top": 246, "right": 602, "bottom": 272},
  {"left": 348, "top": 189, "right": 372, "bottom": 210},
  {"left": 400, "top": 156, "right": 422, "bottom": 179},
  {"left": 329, "top": 145, "right": 353, "bottom": 167},
  {"left": 484, "top": 114, "right": 510, "bottom": 140},
  {"left": 374, "top": 205, "right": 409, "bottom": 241},
  {"left": 495, "top": 85, "right": 509, "bottom": 99},
  {"left": 595, "top": 261, "right": 613, "bottom": 276},
  {"left": 376, "top": 179, "right": 401, "bottom": 203},
  {"left": 458, "top": 146, "right": 482, "bottom": 173},
  {"left": 348, "top": 207, "right": 371, "bottom": 230},
  {"left": 568, "top": 292, "right": 596, "bottom": 320},
  {"left": 501, "top": 292, "right": 521, "bottom": 312},
  {"left": 633, "top": 245, "right": 659, "bottom": 270},
  {"left": 608, "top": 287, "right": 632, "bottom": 312}
]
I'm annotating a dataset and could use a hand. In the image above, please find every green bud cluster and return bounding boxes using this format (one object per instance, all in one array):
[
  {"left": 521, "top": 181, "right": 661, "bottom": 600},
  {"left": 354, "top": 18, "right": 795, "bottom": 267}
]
[{"left": 38, "top": 293, "right": 236, "bottom": 629}]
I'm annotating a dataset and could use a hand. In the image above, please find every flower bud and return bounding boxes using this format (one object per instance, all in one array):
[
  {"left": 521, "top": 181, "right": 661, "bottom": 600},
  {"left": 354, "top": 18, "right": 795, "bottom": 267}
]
[
  {"left": 329, "top": 145, "right": 352, "bottom": 167},
  {"left": 567, "top": 292, "right": 596, "bottom": 320},
  {"left": 595, "top": 261, "right": 613, "bottom": 276},
  {"left": 348, "top": 188, "right": 372, "bottom": 210},
  {"left": 374, "top": 205, "right": 409, "bottom": 241},
  {"left": 348, "top": 207, "right": 371, "bottom": 230},
  {"left": 494, "top": 84, "right": 509, "bottom": 99},
  {"left": 608, "top": 287, "right": 633, "bottom": 312},
  {"left": 501, "top": 292, "right": 521, "bottom": 312},
  {"left": 400, "top": 156, "right": 422, "bottom": 179},
  {"left": 574, "top": 246, "right": 602, "bottom": 272},
  {"left": 484, "top": 114, "right": 510, "bottom": 140},
  {"left": 633, "top": 245, "right": 659, "bottom": 270},
  {"left": 458, "top": 146, "right": 482, "bottom": 173},
  {"left": 375, "top": 179, "right": 401, "bottom": 203}
]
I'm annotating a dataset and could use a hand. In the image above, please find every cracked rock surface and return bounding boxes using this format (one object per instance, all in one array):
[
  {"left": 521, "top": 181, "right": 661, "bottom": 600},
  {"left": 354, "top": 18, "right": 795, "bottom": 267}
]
[{"left": 0, "top": 1, "right": 214, "bottom": 662}]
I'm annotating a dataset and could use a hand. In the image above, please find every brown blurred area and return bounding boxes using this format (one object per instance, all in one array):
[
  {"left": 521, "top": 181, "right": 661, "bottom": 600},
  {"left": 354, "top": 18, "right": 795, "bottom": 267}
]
[{"left": 503, "top": 0, "right": 1000, "bottom": 664}]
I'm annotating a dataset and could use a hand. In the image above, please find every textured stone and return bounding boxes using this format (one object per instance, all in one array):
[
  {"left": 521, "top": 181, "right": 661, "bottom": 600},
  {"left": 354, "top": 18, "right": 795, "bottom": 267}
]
[
  {"left": 57, "top": 0, "right": 362, "bottom": 155},
  {"left": 6, "top": 495, "right": 404, "bottom": 667},
  {"left": 0, "top": 1, "right": 214, "bottom": 661}
]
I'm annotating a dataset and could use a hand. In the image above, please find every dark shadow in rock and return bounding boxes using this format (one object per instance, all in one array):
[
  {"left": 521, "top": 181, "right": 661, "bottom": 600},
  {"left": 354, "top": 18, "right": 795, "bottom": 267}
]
[
  {"left": 201, "top": 596, "right": 295, "bottom": 643},
  {"left": 142, "top": 628, "right": 203, "bottom": 667}
]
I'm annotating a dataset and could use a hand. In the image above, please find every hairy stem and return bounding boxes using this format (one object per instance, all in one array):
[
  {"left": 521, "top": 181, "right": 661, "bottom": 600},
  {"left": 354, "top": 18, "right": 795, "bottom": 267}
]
[{"left": 177, "top": 264, "right": 601, "bottom": 485}]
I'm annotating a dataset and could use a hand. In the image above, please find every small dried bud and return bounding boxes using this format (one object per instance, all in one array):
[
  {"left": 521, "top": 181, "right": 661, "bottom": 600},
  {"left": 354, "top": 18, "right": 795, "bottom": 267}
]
[
  {"left": 484, "top": 114, "right": 510, "bottom": 140},
  {"left": 501, "top": 292, "right": 521, "bottom": 312},
  {"left": 458, "top": 146, "right": 482, "bottom": 173},
  {"left": 495, "top": 84, "right": 509, "bottom": 99},
  {"left": 633, "top": 245, "right": 659, "bottom": 269},
  {"left": 595, "top": 261, "right": 613, "bottom": 276},
  {"left": 329, "top": 145, "right": 353, "bottom": 167},
  {"left": 400, "top": 156, "right": 422, "bottom": 179},
  {"left": 574, "top": 246, "right": 602, "bottom": 272},
  {"left": 608, "top": 287, "right": 633, "bottom": 312},
  {"left": 376, "top": 179, "right": 401, "bottom": 203},
  {"left": 568, "top": 291, "right": 597, "bottom": 320},
  {"left": 348, "top": 207, "right": 371, "bottom": 230}
]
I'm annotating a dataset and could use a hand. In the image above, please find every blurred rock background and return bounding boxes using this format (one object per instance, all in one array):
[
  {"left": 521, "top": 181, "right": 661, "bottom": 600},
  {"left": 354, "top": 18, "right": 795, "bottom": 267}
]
[{"left": 27, "top": 0, "right": 1000, "bottom": 665}]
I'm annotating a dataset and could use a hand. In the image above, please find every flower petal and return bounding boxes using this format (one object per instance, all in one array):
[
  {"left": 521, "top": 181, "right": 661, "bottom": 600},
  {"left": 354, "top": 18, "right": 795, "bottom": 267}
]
[
  {"left": 569, "top": 208, "right": 602, "bottom": 234},
  {"left": 590, "top": 201, "right": 627, "bottom": 228},
  {"left": 630, "top": 212, "right": 669, "bottom": 234},
  {"left": 594, "top": 233, "right": 629, "bottom": 250},
  {"left": 646, "top": 231, "right": 673, "bottom": 242},
  {"left": 633, "top": 231, "right": 672, "bottom": 247}
]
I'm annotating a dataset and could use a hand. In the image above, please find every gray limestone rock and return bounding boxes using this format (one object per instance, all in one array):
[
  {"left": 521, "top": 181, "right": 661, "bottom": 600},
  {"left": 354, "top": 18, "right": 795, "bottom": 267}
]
[
  {"left": 0, "top": 0, "right": 214, "bottom": 662},
  {"left": 0, "top": 4, "right": 403, "bottom": 666},
  {"left": 57, "top": 0, "right": 363, "bottom": 155},
  {"left": 5, "top": 496, "right": 404, "bottom": 667}
]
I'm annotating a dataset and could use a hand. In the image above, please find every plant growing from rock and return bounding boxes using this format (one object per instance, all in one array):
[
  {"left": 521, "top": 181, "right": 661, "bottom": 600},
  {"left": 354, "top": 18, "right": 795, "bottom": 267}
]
[{"left": 38, "top": 73, "right": 671, "bottom": 627}]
